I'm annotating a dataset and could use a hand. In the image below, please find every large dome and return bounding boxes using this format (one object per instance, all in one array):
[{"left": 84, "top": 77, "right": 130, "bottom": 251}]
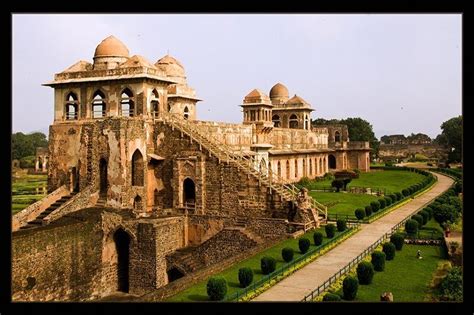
[
  {"left": 94, "top": 35, "right": 130, "bottom": 58},
  {"left": 155, "top": 54, "right": 186, "bottom": 78},
  {"left": 269, "top": 83, "right": 289, "bottom": 99}
]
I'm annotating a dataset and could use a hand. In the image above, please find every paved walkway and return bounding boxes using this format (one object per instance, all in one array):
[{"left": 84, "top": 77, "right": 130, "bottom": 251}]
[{"left": 253, "top": 172, "right": 453, "bottom": 301}]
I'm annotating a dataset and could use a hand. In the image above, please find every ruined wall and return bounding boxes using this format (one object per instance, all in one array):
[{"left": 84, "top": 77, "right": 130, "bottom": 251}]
[
  {"left": 192, "top": 120, "right": 253, "bottom": 151},
  {"left": 378, "top": 143, "right": 448, "bottom": 160},
  {"left": 270, "top": 127, "right": 328, "bottom": 150}
]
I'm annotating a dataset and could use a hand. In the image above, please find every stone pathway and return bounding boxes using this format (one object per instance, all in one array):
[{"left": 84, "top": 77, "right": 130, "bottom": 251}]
[{"left": 253, "top": 172, "right": 453, "bottom": 301}]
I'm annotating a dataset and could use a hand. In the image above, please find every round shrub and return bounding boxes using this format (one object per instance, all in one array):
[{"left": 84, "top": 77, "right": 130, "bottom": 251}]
[
  {"left": 389, "top": 193, "right": 398, "bottom": 202},
  {"left": 365, "top": 205, "right": 373, "bottom": 217},
  {"left": 370, "top": 201, "right": 381, "bottom": 212},
  {"left": 378, "top": 198, "right": 386, "bottom": 209},
  {"left": 238, "top": 267, "right": 253, "bottom": 288},
  {"left": 323, "top": 293, "right": 342, "bottom": 301},
  {"left": 207, "top": 277, "right": 227, "bottom": 301},
  {"left": 390, "top": 233, "right": 405, "bottom": 250},
  {"left": 371, "top": 251, "right": 386, "bottom": 271},
  {"left": 342, "top": 276, "right": 358, "bottom": 300},
  {"left": 298, "top": 238, "right": 311, "bottom": 254},
  {"left": 405, "top": 219, "right": 419, "bottom": 236},
  {"left": 424, "top": 206, "right": 433, "bottom": 219},
  {"left": 281, "top": 247, "right": 294, "bottom": 263},
  {"left": 411, "top": 214, "right": 424, "bottom": 227},
  {"left": 433, "top": 204, "right": 459, "bottom": 225},
  {"left": 336, "top": 219, "right": 347, "bottom": 232},
  {"left": 382, "top": 242, "right": 396, "bottom": 261},
  {"left": 356, "top": 261, "right": 374, "bottom": 285},
  {"left": 419, "top": 210, "right": 429, "bottom": 225},
  {"left": 402, "top": 188, "right": 410, "bottom": 197},
  {"left": 313, "top": 231, "right": 324, "bottom": 246},
  {"left": 355, "top": 208, "right": 365, "bottom": 220},
  {"left": 384, "top": 196, "right": 392, "bottom": 206},
  {"left": 395, "top": 192, "right": 403, "bottom": 200},
  {"left": 325, "top": 223, "right": 336, "bottom": 238},
  {"left": 260, "top": 256, "right": 276, "bottom": 275}
]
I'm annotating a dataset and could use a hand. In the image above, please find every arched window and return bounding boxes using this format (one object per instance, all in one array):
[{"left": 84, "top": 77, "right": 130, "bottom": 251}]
[
  {"left": 120, "top": 88, "right": 134, "bottom": 117},
  {"left": 131, "top": 149, "right": 144, "bottom": 186},
  {"left": 92, "top": 90, "right": 106, "bottom": 118},
  {"left": 134, "top": 195, "right": 142, "bottom": 211},
  {"left": 309, "top": 158, "right": 313, "bottom": 175},
  {"left": 286, "top": 160, "right": 290, "bottom": 180},
  {"left": 289, "top": 114, "right": 298, "bottom": 129},
  {"left": 319, "top": 158, "right": 322, "bottom": 175},
  {"left": 294, "top": 159, "right": 298, "bottom": 178},
  {"left": 277, "top": 161, "right": 281, "bottom": 177},
  {"left": 150, "top": 89, "right": 159, "bottom": 118},
  {"left": 184, "top": 106, "right": 189, "bottom": 120},
  {"left": 65, "top": 92, "right": 78, "bottom": 120},
  {"left": 303, "top": 159, "right": 306, "bottom": 176},
  {"left": 272, "top": 114, "right": 281, "bottom": 127},
  {"left": 329, "top": 155, "right": 336, "bottom": 169},
  {"left": 335, "top": 131, "right": 341, "bottom": 142}
]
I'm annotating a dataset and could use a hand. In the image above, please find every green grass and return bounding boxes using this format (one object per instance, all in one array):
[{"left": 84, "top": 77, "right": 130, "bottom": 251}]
[
  {"left": 309, "top": 191, "right": 379, "bottom": 217},
  {"left": 11, "top": 173, "right": 47, "bottom": 214},
  {"left": 167, "top": 227, "right": 344, "bottom": 301},
  {"left": 335, "top": 245, "right": 447, "bottom": 301},
  {"left": 417, "top": 218, "right": 444, "bottom": 239}
]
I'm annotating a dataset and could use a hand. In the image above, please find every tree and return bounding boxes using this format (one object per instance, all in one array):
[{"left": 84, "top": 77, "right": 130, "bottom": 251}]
[
  {"left": 12, "top": 131, "right": 48, "bottom": 160},
  {"left": 436, "top": 116, "right": 462, "bottom": 163},
  {"left": 331, "top": 179, "right": 344, "bottom": 192}
]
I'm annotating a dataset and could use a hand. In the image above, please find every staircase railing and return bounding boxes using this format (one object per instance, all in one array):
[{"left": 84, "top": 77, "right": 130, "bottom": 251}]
[{"left": 160, "top": 112, "right": 327, "bottom": 221}]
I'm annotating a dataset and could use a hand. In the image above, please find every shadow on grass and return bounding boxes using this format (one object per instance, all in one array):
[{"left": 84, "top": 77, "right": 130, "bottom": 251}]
[
  {"left": 228, "top": 281, "right": 242, "bottom": 289},
  {"left": 186, "top": 294, "right": 209, "bottom": 301}
]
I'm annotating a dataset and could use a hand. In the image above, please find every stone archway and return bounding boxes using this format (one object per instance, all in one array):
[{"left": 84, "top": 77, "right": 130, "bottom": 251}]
[
  {"left": 113, "top": 229, "right": 130, "bottom": 293},
  {"left": 183, "top": 178, "right": 196, "bottom": 207},
  {"left": 328, "top": 154, "right": 337, "bottom": 169},
  {"left": 99, "top": 158, "right": 108, "bottom": 195}
]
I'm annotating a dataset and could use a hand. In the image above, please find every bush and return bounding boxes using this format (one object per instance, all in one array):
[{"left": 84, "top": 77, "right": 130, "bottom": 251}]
[
  {"left": 298, "top": 176, "right": 311, "bottom": 187},
  {"left": 424, "top": 206, "right": 433, "bottom": 219},
  {"left": 405, "top": 219, "right": 419, "bottom": 236},
  {"left": 313, "top": 231, "right": 324, "bottom": 246},
  {"left": 378, "top": 198, "right": 386, "bottom": 209},
  {"left": 281, "top": 247, "right": 294, "bottom": 263},
  {"left": 260, "top": 256, "right": 276, "bottom": 275},
  {"left": 419, "top": 210, "right": 429, "bottom": 225},
  {"left": 448, "top": 196, "right": 462, "bottom": 211},
  {"left": 342, "top": 276, "right": 358, "bottom": 300},
  {"left": 395, "top": 192, "right": 403, "bottom": 200},
  {"left": 238, "top": 267, "right": 253, "bottom": 288},
  {"left": 411, "top": 214, "right": 424, "bottom": 227},
  {"left": 331, "top": 179, "right": 344, "bottom": 192},
  {"left": 384, "top": 196, "right": 392, "bottom": 206},
  {"left": 298, "top": 238, "right": 311, "bottom": 254},
  {"left": 439, "top": 267, "right": 463, "bottom": 301},
  {"left": 356, "top": 261, "right": 374, "bottom": 284},
  {"left": 390, "top": 233, "right": 405, "bottom": 250},
  {"left": 370, "top": 201, "right": 381, "bottom": 212},
  {"left": 365, "top": 205, "right": 373, "bottom": 217},
  {"left": 389, "top": 193, "right": 398, "bottom": 202},
  {"left": 402, "top": 188, "right": 410, "bottom": 197},
  {"left": 433, "top": 204, "right": 459, "bottom": 225},
  {"left": 336, "top": 219, "right": 347, "bottom": 232},
  {"left": 371, "top": 251, "right": 386, "bottom": 271},
  {"left": 355, "top": 208, "right": 365, "bottom": 220},
  {"left": 207, "top": 277, "right": 227, "bottom": 301},
  {"left": 325, "top": 224, "right": 336, "bottom": 238},
  {"left": 323, "top": 293, "right": 342, "bottom": 301},
  {"left": 19, "top": 155, "right": 36, "bottom": 169},
  {"left": 382, "top": 242, "right": 396, "bottom": 261}
]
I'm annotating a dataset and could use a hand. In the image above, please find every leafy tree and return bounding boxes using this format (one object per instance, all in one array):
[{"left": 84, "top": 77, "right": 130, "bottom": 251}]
[
  {"left": 12, "top": 131, "right": 48, "bottom": 160},
  {"left": 439, "top": 267, "right": 463, "bottom": 301},
  {"left": 436, "top": 116, "right": 462, "bottom": 163}
]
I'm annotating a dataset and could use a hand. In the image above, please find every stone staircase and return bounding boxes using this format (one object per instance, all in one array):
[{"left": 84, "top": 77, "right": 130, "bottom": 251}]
[
  {"left": 20, "top": 192, "right": 77, "bottom": 230},
  {"left": 95, "top": 193, "right": 107, "bottom": 207},
  {"left": 160, "top": 112, "right": 327, "bottom": 226},
  {"left": 168, "top": 246, "right": 205, "bottom": 274}
]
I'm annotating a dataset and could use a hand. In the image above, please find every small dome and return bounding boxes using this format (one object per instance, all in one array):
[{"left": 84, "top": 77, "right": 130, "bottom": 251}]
[
  {"left": 243, "top": 89, "right": 271, "bottom": 104},
  {"left": 155, "top": 54, "right": 186, "bottom": 78},
  {"left": 269, "top": 83, "right": 289, "bottom": 99},
  {"left": 94, "top": 35, "right": 130, "bottom": 58}
]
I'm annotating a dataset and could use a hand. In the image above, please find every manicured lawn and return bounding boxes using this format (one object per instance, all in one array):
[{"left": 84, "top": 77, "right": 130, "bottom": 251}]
[
  {"left": 12, "top": 173, "right": 47, "bottom": 214},
  {"left": 418, "top": 218, "right": 444, "bottom": 239},
  {"left": 309, "top": 191, "right": 378, "bottom": 218},
  {"left": 335, "top": 245, "right": 447, "bottom": 301},
  {"left": 167, "top": 227, "right": 345, "bottom": 301}
]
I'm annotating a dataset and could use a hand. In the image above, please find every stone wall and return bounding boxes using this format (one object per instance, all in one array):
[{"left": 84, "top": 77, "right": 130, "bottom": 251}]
[
  {"left": 271, "top": 127, "right": 327, "bottom": 150},
  {"left": 379, "top": 143, "right": 448, "bottom": 160},
  {"left": 191, "top": 120, "right": 253, "bottom": 151}
]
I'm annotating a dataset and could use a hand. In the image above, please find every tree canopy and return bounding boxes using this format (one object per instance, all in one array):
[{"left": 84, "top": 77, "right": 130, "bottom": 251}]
[
  {"left": 12, "top": 132, "right": 48, "bottom": 160},
  {"left": 434, "top": 116, "right": 462, "bottom": 162}
]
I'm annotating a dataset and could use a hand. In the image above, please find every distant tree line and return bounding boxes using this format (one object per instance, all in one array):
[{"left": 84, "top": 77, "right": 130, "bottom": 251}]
[{"left": 12, "top": 132, "right": 48, "bottom": 168}]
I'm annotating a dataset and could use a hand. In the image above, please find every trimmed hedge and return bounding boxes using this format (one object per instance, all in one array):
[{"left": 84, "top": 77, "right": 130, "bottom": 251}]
[
  {"left": 370, "top": 201, "right": 381, "bottom": 212},
  {"left": 395, "top": 192, "right": 403, "bottom": 201},
  {"left": 389, "top": 193, "right": 398, "bottom": 202},
  {"left": 281, "top": 247, "right": 294, "bottom": 263},
  {"left": 357, "top": 261, "right": 374, "bottom": 285},
  {"left": 419, "top": 210, "right": 429, "bottom": 225},
  {"left": 336, "top": 219, "right": 347, "bottom": 232},
  {"left": 378, "top": 198, "right": 386, "bottom": 209},
  {"left": 325, "top": 224, "right": 336, "bottom": 238},
  {"left": 384, "top": 196, "right": 392, "bottom": 206},
  {"left": 355, "top": 208, "right": 365, "bottom": 220},
  {"left": 313, "top": 231, "right": 323, "bottom": 246},
  {"left": 365, "top": 205, "right": 373, "bottom": 217},
  {"left": 411, "top": 214, "right": 424, "bottom": 227},
  {"left": 405, "top": 219, "right": 419, "bottom": 236},
  {"left": 238, "top": 267, "right": 253, "bottom": 288},
  {"left": 371, "top": 251, "right": 386, "bottom": 271},
  {"left": 323, "top": 293, "right": 342, "bottom": 301},
  {"left": 390, "top": 233, "right": 405, "bottom": 250},
  {"left": 261, "top": 256, "right": 276, "bottom": 275},
  {"left": 382, "top": 242, "right": 396, "bottom": 261},
  {"left": 342, "top": 276, "right": 359, "bottom": 300},
  {"left": 298, "top": 238, "right": 311, "bottom": 254},
  {"left": 207, "top": 277, "right": 227, "bottom": 300}
]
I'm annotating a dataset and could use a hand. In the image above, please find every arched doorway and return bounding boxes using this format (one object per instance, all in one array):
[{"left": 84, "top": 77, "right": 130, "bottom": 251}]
[
  {"left": 113, "top": 229, "right": 130, "bottom": 293},
  {"left": 132, "top": 149, "right": 144, "bottom": 186},
  {"left": 329, "top": 155, "right": 337, "bottom": 169},
  {"left": 99, "top": 158, "right": 108, "bottom": 194},
  {"left": 183, "top": 178, "right": 196, "bottom": 207},
  {"left": 134, "top": 195, "right": 142, "bottom": 211}
]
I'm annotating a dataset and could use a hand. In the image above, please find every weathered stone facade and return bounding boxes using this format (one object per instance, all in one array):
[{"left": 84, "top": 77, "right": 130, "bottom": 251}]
[{"left": 12, "top": 35, "right": 371, "bottom": 301}]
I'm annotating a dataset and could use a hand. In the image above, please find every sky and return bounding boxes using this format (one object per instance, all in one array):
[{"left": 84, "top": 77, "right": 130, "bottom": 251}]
[{"left": 12, "top": 14, "right": 461, "bottom": 139}]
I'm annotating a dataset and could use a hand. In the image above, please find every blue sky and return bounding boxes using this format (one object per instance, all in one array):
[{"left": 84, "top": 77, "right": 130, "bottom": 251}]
[{"left": 12, "top": 14, "right": 461, "bottom": 139}]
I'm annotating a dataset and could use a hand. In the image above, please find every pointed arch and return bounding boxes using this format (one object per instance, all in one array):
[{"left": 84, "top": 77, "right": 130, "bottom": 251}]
[
  {"left": 183, "top": 106, "right": 189, "bottom": 120},
  {"left": 65, "top": 92, "right": 78, "bottom": 120},
  {"left": 272, "top": 114, "right": 281, "bottom": 127},
  {"left": 92, "top": 90, "right": 106, "bottom": 118},
  {"left": 120, "top": 88, "right": 135, "bottom": 117},
  {"left": 277, "top": 161, "right": 281, "bottom": 177},
  {"left": 150, "top": 89, "right": 159, "bottom": 118},
  {"left": 289, "top": 114, "right": 298, "bottom": 129},
  {"left": 131, "top": 149, "right": 144, "bottom": 186},
  {"left": 294, "top": 159, "right": 298, "bottom": 178},
  {"left": 335, "top": 131, "right": 341, "bottom": 142},
  {"left": 286, "top": 160, "right": 290, "bottom": 180}
]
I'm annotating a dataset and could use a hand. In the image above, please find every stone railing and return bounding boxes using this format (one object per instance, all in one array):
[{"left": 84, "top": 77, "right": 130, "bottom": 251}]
[
  {"left": 12, "top": 185, "right": 69, "bottom": 232},
  {"left": 54, "top": 66, "right": 168, "bottom": 81},
  {"left": 42, "top": 186, "right": 99, "bottom": 224}
]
